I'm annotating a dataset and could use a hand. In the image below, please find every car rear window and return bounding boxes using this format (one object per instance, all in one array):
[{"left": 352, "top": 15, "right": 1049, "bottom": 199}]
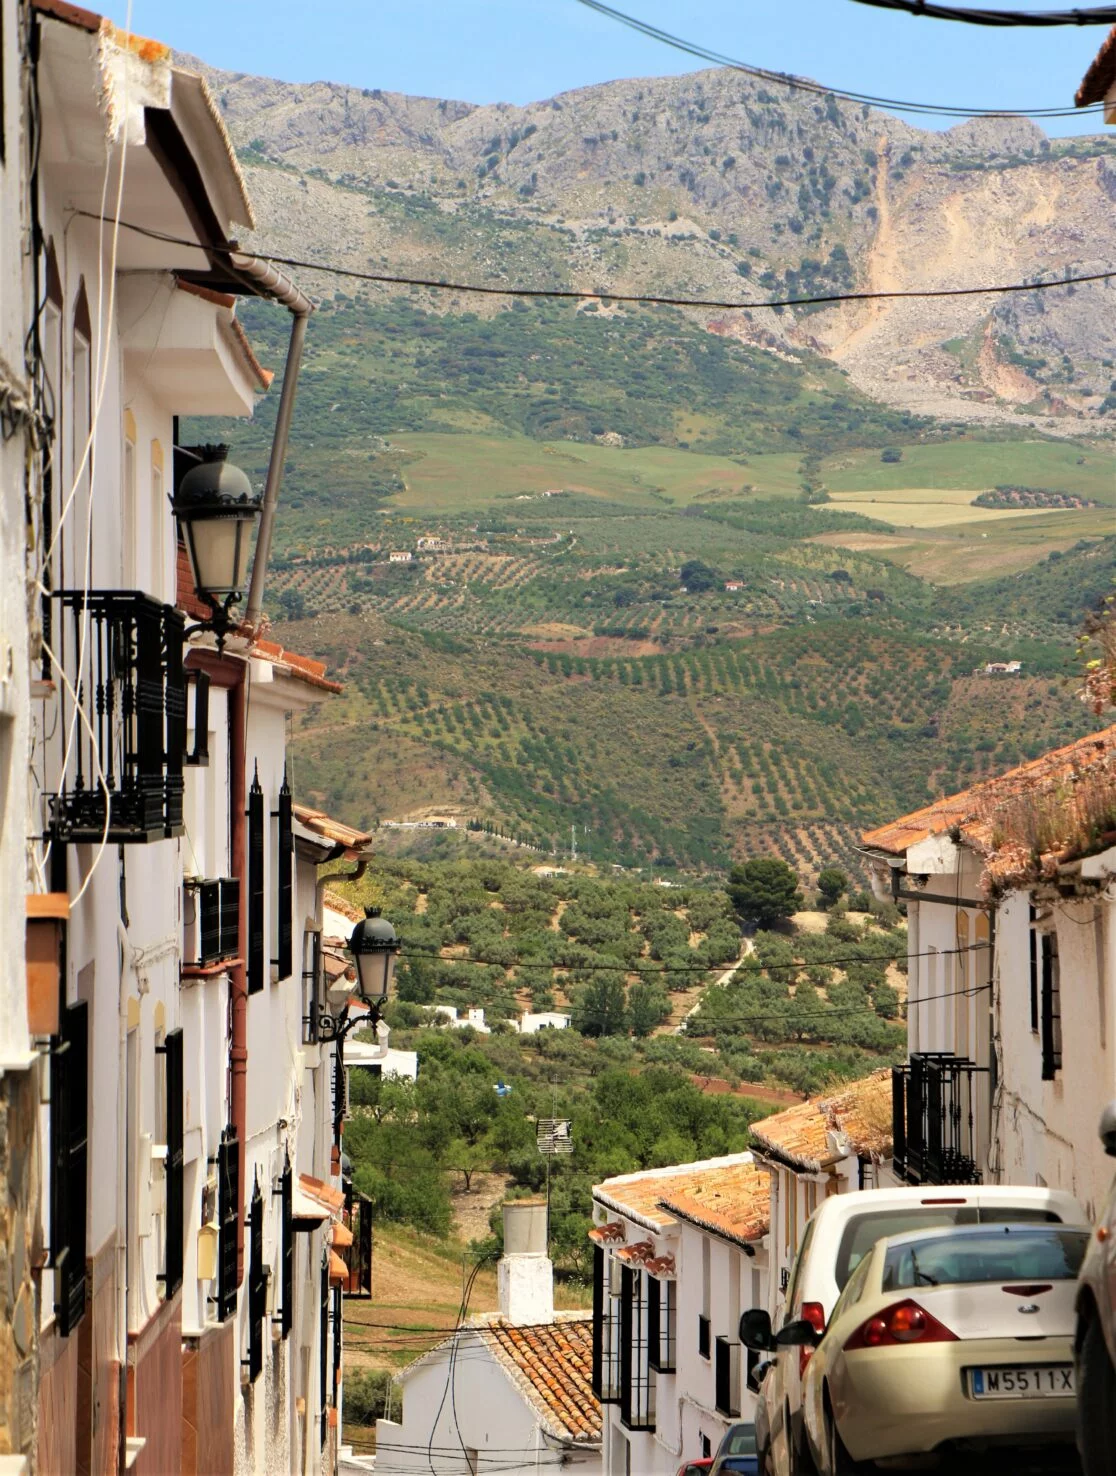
[
  {"left": 882, "top": 1226, "right": 1088, "bottom": 1290},
  {"left": 721, "top": 1428, "right": 757, "bottom": 1455},
  {"left": 835, "top": 1206, "right": 1062, "bottom": 1289}
]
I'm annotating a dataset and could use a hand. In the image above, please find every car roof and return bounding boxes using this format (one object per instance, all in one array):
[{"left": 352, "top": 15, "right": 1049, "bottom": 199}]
[
  {"left": 877, "top": 1220, "right": 1090, "bottom": 1251},
  {"left": 807, "top": 1184, "right": 1084, "bottom": 1228}
]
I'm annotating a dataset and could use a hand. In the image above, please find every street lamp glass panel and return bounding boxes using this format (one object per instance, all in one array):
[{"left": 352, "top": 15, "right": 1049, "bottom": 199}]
[
  {"left": 348, "top": 910, "right": 399, "bottom": 1005},
  {"left": 182, "top": 512, "right": 253, "bottom": 599}
]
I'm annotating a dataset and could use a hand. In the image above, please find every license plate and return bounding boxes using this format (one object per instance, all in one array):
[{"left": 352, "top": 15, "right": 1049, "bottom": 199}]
[{"left": 969, "top": 1366, "right": 1075, "bottom": 1399}]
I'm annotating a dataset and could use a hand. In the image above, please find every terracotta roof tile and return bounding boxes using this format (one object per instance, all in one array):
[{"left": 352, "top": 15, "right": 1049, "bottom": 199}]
[
  {"left": 657, "top": 1159, "right": 771, "bottom": 1247},
  {"left": 594, "top": 1152, "right": 763, "bottom": 1236},
  {"left": 481, "top": 1317, "right": 600, "bottom": 1444},
  {"left": 750, "top": 1069, "right": 892, "bottom": 1173},
  {"left": 298, "top": 1173, "right": 345, "bottom": 1215},
  {"left": 1077, "top": 24, "right": 1116, "bottom": 106},
  {"left": 293, "top": 802, "right": 373, "bottom": 851},
  {"left": 861, "top": 724, "right": 1116, "bottom": 889}
]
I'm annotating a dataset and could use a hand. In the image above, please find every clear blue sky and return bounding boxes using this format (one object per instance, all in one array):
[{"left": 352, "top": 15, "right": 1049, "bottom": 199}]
[{"left": 128, "top": 0, "right": 1111, "bottom": 137}]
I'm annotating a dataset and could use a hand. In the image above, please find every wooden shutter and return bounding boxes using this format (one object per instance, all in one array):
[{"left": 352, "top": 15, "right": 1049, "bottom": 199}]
[
  {"left": 275, "top": 769, "right": 293, "bottom": 980},
  {"left": 198, "top": 880, "right": 221, "bottom": 965},
  {"left": 591, "top": 1245, "right": 604, "bottom": 1397},
  {"left": 51, "top": 1001, "right": 88, "bottom": 1337},
  {"left": 216, "top": 1129, "right": 239, "bottom": 1321},
  {"left": 186, "top": 670, "right": 210, "bottom": 767},
  {"left": 247, "top": 1181, "right": 265, "bottom": 1382},
  {"left": 1029, "top": 904, "right": 1039, "bottom": 1033},
  {"left": 247, "top": 766, "right": 265, "bottom": 995},
  {"left": 1041, "top": 932, "right": 1062, "bottom": 1081},
  {"left": 332, "top": 1286, "right": 342, "bottom": 1409},
  {"left": 277, "top": 1156, "right": 293, "bottom": 1339},
  {"left": 219, "top": 877, "right": 239, "bottom": 961},
  {"left": 160, "top": 1029, "right": 184, "bottom": 1298}
]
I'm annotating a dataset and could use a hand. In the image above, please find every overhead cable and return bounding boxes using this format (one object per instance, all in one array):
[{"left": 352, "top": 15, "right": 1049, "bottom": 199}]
[
  {"left": 844, "top": 0, "right": 1116, "bottom": 24},
  {"left": 74, "top": 212, "right": 1116, "bottom": 314},
  {"left": 572, "top": 0, "right": 1103, "bottom": 117}
]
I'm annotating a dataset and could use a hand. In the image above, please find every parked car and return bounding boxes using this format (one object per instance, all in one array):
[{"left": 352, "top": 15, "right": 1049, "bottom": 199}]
[
  {"left": 750, "top": 1361, "right": 775, "bottom": 1476},
  {"left": 1076, "top": 1100, "right": 1116, "bottom": 1475},
  {"left": 739, "top": 1184, "right": 1086, "bottom": 1476},
  {"left": 711, "top": 1421, "right": 759, "bottom": 1475},
  {"left": 796, "top": 1220, "right": 1088, "bottom": 1472},
  {"left": 676, "top": 1461, "right": 713, "bottom": 1476}
]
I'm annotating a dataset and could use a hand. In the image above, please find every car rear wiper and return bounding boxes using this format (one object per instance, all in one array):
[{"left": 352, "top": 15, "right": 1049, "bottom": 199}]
[{"left": 910, "top": 1251, "right": 938, "bottom": 1286}]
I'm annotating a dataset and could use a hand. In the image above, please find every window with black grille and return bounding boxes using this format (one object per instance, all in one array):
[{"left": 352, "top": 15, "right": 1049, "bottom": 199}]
[
  {"left": 715, "top": 1335, "right": 742, "bottom": 1417},
  {"left": 647, "top": 1276, "right": 676, "bottom": 1373},
  {"left": 247, "top": 1180, "right": 266, "bottom": 1382},
  {"left": 1041, "top": 930, "right": 1062, "bottom": 1081},
  {"left": 303, "top": 929, "right": 322, "bottom": 1045},
  {"left": 274, "top": 769, "right": 292, "bottom": 980},
  {"left": 50, "top": 1000, "right": 88, "bottom": 1337},
  {"left": 247, "top": 766, "right": 265, "bottom": 995},
  {"left": 215, "top": 1129, "right": 239, "bottom": 1322},
  {"left": 591, "top": 1246, "right": 621, "bottom": 1403},
  {"left": 185, "top": 669, "right": 210, "bottom": 767},
  {"left": 619, "top": 1266, "right": 655, "bottom": 1431},
  {"left": 158, "top": 1029, "right": 184, "bottom": 1298}
]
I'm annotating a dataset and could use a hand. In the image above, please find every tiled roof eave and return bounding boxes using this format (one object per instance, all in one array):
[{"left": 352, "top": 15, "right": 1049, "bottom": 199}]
[
  {"left": 591, "top": 1187, "right": 673, "bottom": 1234},
  {"left": 659, "top": 1199, "right": 768, "bottom": 1248}
]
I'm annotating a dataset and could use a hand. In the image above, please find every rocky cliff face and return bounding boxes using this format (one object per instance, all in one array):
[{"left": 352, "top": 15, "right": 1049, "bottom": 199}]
[{"left": 187, "top": 55, "right": 1116, "bottom": 429}]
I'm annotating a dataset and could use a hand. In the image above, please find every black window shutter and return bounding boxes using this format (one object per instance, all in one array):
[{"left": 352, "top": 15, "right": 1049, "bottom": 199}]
[
  {"left": 216, "top": 1128, "right": 239, "bottom": 1321},
  {"left": 591, "top": 1245, "right": 604, "bottom": 1397},
  {"left": 332, "top": 1285, "right": 342, "bottom": 1409},
  {"left": 1041, "top": 932, "right": 1062, "bottom": 1081},
  {"left": 160, "top": 1029, "right": 184, "bottom": 1298},
  {"left": 1028, "top": 904, "right": 1038, "bottom": 1032},
  {"left": 278, "top": 1156, "right": 293, "bottom": 1340},
  {"left": 186, "top": 670, "right": 210, "bottom": 767},
  {"left": 199, "top": 880, "right": 221, "bottom": 965},
  {"left": 247, "top": 765, "right": 265, "bottom": 995},
  {"left": 247, "top": 1180, "right": 265, "bottom": 1382},
  {"left": 357, "top": 1196, "right": 373, "bottom": 1298},
  {"left": 320, "top": 1261, "right": 330, "bottom": 1448},
  {"left": 220, "top": 877, "right": 240, "bottom": 962},
  {"left": 275, "top": 769, "right": 293, "bottom": 979},
  {"left": 51, "top": 1001, "right": 88, "bottom": 1337},
  {"left": 619, "top": 1265, "right": 634, "bottom": 1424},
  {"left": 647, "top": 1275, "right": 661, "bottom": 1371}
]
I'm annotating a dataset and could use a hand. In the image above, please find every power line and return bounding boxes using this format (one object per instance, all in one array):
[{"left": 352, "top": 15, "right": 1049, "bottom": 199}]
[
  {"left": 76, "top": 212, "right": 1116, "bottom": 313},
  {"left": 572, "top": 0, "right": 1104, "bottom": 117},
  {"left": 845, "top": 0, "right": 1116, "bottom": 24},
  {"left": 396, "top": 940, "right": 987, "bottom": 975}
]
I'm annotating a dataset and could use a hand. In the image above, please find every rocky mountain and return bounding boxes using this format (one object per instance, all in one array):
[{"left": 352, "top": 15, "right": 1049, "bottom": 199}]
[{"left": 189, "top": 57, "right": 1116, "bottom": 430}]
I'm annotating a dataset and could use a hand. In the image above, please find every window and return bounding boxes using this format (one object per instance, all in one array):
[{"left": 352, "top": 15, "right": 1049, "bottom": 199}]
[
  {"left": 69, "top": 284, "right": 91, "bottom": 592},
  {"left": 785, "top": 1173, "right": 798, "bottom": 1258},
  {"left": 159, "top": 1029, "right": 184, "bottom": 1299},
  {"left": 954, "top": 911, "right": 970, "bottom": 1057},
  {"left": 320, "top": 1260, "right": 329, "bottom": 1449},
  {"left": 647, "top": 1276, "right": 675, "bottom": 1373},
  {"left": 1029, "top": 904, "right": 1039, "bottom": 1032},
  {"left": 150, "top": 440, "right": 165, "bottom": 600},
  {"left": 699, "top": 1234, "right": 711, "bottom": 1358},
  {"left": 591, "top": 1246, "right": 620, "bottom": 1401},
  {"left": 714, "top": 1334, "right": 741, "bottom": 1417},
  {"left": 50, "top": 1001, "right": 89, "bottom": 1337},
  {"left": 1041, "top": 930, "right": 1062, "bottom": 1081},
  {"left": 619, "top": 1267, "right": 654, "bottom": 1430},
  {"left": 302, "top": 928, "right": 323, "bottom": 1044},
  {"left": 247, "top": 1180, "right": 266, "bottom": 1382},
  {"left": 700, "top": 1435, "right": 712, "bottom": 1459},
  {"left": 215, "top": 1129, "right": 239, "bottom": 1322},
  {"left": 247, "top": 766, "right": 265, "bottom": 994}
]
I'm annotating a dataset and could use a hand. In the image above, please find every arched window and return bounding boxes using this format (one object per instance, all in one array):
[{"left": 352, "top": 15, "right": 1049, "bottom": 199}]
[{"left": 69, "top": 279, "right": 92, "bottom": 591}]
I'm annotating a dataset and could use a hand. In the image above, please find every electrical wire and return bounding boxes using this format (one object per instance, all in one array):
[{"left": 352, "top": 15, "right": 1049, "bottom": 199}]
[
  {"left": 844, "top": 0, "right": 1116, "bottom": 24},
  {"left": 572, "top": 0, "right": 1105, "bottom": 117},
  {"left": 74, "top": 212, "right": 1116, "bottom": 313}
]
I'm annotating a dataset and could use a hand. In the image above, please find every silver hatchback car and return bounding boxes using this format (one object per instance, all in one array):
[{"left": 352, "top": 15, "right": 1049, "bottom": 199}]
[{"left": 1075, "top": 1101, "right": 1116, "bottom": 1475}]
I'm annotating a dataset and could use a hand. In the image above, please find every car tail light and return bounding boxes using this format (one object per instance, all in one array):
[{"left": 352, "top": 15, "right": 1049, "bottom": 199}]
[
  {"left": 843, "top": 1299, "right": 958, "bottom": 1351},
  {"left": 798, "top": 1301, "right": 826, "bottom": 1375}
]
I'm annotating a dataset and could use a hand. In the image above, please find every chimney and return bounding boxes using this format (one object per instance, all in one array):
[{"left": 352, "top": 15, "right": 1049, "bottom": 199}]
[{"left": 497, "top": 1200, "right": 553, "bottom": 1327}]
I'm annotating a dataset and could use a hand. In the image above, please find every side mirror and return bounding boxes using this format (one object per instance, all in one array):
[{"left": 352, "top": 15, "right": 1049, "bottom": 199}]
[
  {"left": 1100, "top": 1101, "right": 1116, "bottom": 1159},
  {"left": 774, "top": 1318, "right": 823, "bottom": 1348},
  {"left": 747, "top": 1357, "right": 773, "bottom": 1393},
  {"left": 739, "top": 1307, "right": 775, "bottom": 1352}
]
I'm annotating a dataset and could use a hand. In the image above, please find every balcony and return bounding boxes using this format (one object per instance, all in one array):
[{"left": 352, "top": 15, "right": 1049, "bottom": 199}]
[
  {"left": 46, "top": 591, "right": 186, "bottom": 843},
  {"left": 893, "top": 1052, "right": 985, "bottom": 1186},
  {"left": 715, "top": 1336, "right": 742, "bottom": 1418}
]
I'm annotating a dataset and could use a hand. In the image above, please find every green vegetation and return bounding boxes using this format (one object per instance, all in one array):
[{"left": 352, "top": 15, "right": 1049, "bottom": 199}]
[{"left": 727, "top": 858, "right": 803, "bottom": 929}]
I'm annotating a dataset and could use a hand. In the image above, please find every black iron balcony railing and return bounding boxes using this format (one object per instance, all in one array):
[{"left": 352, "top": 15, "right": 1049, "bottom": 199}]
[
  {"left": 46, "top": 591, "right": 186, "bottom": 844},
  {"left": 715, "top": 1336, "right": 742, "bottom": 1418},
  {"left": 893, "top": 1052, "right": 986, "bottom": 1186}
]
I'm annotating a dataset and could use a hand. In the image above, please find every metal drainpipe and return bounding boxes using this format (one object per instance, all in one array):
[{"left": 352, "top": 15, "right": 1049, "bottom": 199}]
[{"left": 231, "top": 254, "right": 314, "bottom": 629}]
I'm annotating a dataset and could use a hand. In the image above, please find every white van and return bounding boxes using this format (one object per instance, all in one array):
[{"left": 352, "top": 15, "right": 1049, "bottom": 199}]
[{"left": 740, "top": 1184, "right": 1086, "bottom": 1476}]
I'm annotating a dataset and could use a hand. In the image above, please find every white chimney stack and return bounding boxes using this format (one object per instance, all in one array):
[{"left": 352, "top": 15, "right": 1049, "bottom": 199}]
[{"left": 498, "top": 1200, "right": 553, "bottom": 1327}]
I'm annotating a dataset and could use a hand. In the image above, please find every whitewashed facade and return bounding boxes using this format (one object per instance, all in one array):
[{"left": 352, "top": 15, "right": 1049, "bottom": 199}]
[
  {"left": 590, "top": 1155, "right": 770, "bottom": 1476},
  {"left": 863, "top": 728, "right": 1116, "bottom": 1219}
]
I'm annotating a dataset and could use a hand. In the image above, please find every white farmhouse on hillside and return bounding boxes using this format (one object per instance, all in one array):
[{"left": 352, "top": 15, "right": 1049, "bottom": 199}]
[
  {"left": 590, "top": 1154, "right": 770, "bottom": 1475},
  {"left": 519, "top": 1011, "right": 572, "bottom": 1034},
  {"left": 862, "top": 724, "right": 1116, "bottom": 1219}
]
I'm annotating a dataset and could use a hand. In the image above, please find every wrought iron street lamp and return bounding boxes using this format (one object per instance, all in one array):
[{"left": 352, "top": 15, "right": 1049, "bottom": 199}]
[
  {"left": 312, "top": 909, "right": 399, "bottom": 1044},
  {"left": 172, "top": 444, "right": 262, "bottom": 648}
]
